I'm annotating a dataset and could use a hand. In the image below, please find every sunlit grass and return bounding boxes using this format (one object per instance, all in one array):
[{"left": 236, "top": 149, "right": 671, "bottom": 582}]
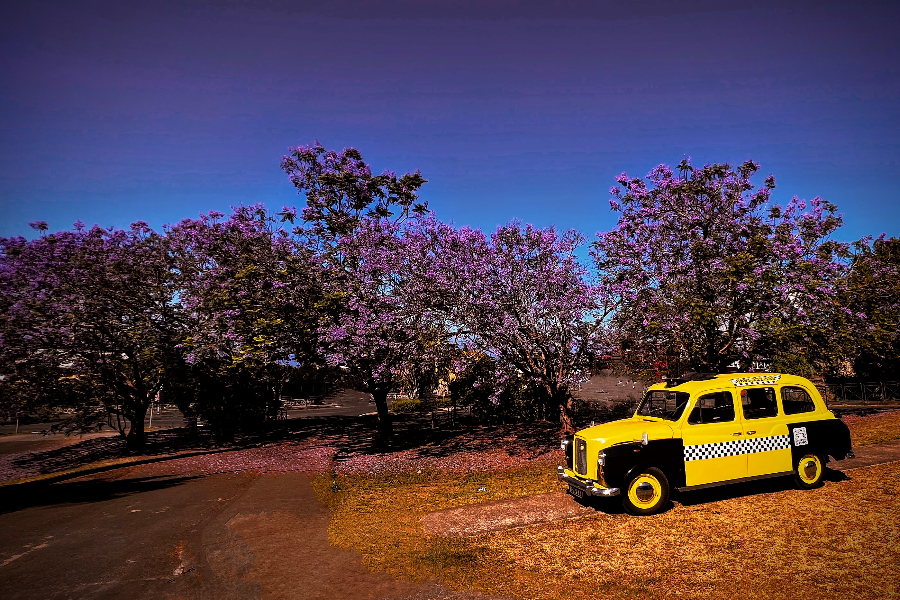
[
  {"left": 314, "top": 462, "right": 900, "bottom": 599},
  {"left": 311, "top": 465, "right": 563, "bottom": 589}
]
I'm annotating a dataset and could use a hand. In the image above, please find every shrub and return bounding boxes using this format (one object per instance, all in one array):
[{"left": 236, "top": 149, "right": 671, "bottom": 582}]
[
  {"left": 449, "top": 355, "right": 555, "bottom": 424},
  {"left": 434, "top": 397, "right": 453, "bottom": 409},
  {"left": 391, "top": 398, "right": 422, "bottom": 413}
]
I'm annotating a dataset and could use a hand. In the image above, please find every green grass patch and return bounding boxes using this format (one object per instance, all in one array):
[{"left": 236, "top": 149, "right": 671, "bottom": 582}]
[{"left": 390, "top": 398, "right": 422, "bottom": 413}]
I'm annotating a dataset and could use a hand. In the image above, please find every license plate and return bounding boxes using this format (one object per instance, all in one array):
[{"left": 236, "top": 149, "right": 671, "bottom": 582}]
[{"left": 568, "top": 484, "right": 585, "bottom": 499}]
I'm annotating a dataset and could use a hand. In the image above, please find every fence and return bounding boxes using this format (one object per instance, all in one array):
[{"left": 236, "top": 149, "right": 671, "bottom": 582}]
[{"left": 815, "top": 382, "right": 900, "bottom": 406}]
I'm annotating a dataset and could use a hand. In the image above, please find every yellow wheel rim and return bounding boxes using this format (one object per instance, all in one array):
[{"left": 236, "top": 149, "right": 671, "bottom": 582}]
[
  {"left": 798, "top": 454, "right": 822, "bottom": 484},
  {"left": 627, "top": 474, "right": 661, "bottom": 509}
]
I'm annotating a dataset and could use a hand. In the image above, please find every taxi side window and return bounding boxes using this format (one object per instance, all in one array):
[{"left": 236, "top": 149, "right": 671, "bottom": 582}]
[
  {"left": 741, "top": 386, "right": 779, "bottom": 419},
  {"left": 688, "top": 391, "right": 735, "bottom": 425},
  {"left": 781, "top": 386, "right": 816, "bottom": 415}
]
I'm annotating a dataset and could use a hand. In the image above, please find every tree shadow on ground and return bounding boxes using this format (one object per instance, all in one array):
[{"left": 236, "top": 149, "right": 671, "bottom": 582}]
[
  {"left": 2, "top": 428, "right": 215, "bottom": 480},
  {"left": 278, "top": 413, "right": 562, "bottom": 461},
  {"left": 0, "top": 473, "right": 201, "bottom": 514},
  {"left": 2, "top": 413, "right": 566, "bottom": 487}
]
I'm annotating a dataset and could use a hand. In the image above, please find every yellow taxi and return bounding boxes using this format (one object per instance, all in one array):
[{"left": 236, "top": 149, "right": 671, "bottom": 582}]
[{"left": 558, "top": 373, "right": 854, "bottom": 515}]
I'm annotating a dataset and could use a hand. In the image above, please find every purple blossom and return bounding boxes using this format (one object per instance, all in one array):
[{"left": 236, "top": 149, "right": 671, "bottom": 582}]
[{"left": 592, "top": 158, "right": 848, "bottom": 372}]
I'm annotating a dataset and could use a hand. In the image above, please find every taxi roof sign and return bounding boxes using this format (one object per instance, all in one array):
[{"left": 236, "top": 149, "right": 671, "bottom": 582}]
[{"left": 730, "top": 374, "right": 782, "bottom": 387}]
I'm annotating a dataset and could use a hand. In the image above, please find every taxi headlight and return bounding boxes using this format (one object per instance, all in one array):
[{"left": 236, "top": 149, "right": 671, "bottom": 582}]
[{"left": 596, "top": 452, "right": 608, "bottom": 485}]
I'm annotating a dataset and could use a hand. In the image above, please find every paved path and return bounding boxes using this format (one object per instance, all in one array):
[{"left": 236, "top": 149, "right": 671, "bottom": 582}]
[
  {"left": 424, "top": 438, "right": 900, "bottom": 538},
  {"left": 829, "top": 438, "right": 900, "bottom": 470},
  {"left": 0, "top": 468, "right": 497, "bottom": 600},
  {"left": 423, "top": 492, "right": 594, "bottom": 537}
]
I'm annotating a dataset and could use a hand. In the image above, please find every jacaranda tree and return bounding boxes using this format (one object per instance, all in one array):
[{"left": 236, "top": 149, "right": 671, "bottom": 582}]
[
  {"left": 425, "top": 220, "right": 611, "bottom": 434},
  {"left": 281, "top": 141, "right": 428, "bottom": 246},
  {"left": 325, "top": 217, "right": 462, "bottom": 440},
  {"left": 0, "top": 221, "right": 181, "bottom": 448},
  {"left": 166, "top": 205, "right": 328, "bottom": 442},
  {"left": 593, "top": 160, "right": 849, "bottom": 375},
  {"left": 282, "top": 142, "right": 434, "bottom": 442},
  {"left": 837, "top": 235, "right": 900, "bottom": 379}
]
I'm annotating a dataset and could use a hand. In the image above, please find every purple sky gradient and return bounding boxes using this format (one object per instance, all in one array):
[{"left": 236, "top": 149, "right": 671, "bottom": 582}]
[{"left": 2, "top": 0, "right": 898, "bottom": 242}]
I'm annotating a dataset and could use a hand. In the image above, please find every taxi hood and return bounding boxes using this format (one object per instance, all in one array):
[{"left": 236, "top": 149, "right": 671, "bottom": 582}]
[{"left": 576, "top": 418, "right": 675, "bottom": 447}]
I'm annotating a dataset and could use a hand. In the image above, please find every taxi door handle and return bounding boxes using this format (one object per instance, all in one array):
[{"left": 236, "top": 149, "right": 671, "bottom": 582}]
[
  {"left": 746, "top": 431, "right": 756, "bottom": 435},
  {"left": 732, "top": 432, "right": 742, "bottom": 436}
]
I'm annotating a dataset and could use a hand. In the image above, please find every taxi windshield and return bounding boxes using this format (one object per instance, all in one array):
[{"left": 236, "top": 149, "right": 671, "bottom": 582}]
[{"left": 637, "top": 390, "right": 690, "bottom": 421}]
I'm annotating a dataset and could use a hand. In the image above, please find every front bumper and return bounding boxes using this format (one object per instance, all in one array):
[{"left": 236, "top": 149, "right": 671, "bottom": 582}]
[{"left": 557, "top": 466, "right": 620, "bottom": 497}]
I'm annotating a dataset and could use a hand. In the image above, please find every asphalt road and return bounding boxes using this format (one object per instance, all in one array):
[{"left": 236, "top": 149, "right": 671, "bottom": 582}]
[
  {"left": 0, "top": 467, "right": 485, "bottom": 600},
  {"left": 0, "top": 403, "right": 377, "bottom": 439}
]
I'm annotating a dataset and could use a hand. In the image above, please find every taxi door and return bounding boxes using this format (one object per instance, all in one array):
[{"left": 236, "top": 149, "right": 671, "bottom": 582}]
[
  {"left": 738, "top": 386, "right": 792, "bottom": 477},
  {"left": 681, "top": 390, "right": 748, "bottom": 487}
]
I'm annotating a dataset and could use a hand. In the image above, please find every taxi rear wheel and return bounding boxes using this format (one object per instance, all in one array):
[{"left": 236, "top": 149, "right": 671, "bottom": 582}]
[
  {"left": 622, "top": 467, "right": 670, "bottom": 516},
  {"left": 794, "top": 453, "right": 826, "bottom": 489}
]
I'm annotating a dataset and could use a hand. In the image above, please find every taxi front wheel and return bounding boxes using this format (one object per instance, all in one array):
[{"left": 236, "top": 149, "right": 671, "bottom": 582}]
[
  {"left": 794, "top": 453, "right": 826, "bottom": 489},
  {"left": 622, "top": 467, "right": 670, "bottom": 516}
]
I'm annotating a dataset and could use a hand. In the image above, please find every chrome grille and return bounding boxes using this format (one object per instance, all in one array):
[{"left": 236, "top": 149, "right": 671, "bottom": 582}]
[{"left": 574, "top": 438, "right": 587, "bottom": 475}]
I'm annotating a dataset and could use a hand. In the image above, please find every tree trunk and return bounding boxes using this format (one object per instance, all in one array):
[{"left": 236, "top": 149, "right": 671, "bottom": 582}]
[
  {"left": 213, "top": 393, "right": 236, "bottom": 445},
  {"left": 125, "top": 400, "right": 149, "bottom": 450},
  {"left": 559, "top": 393, "right": 576, "bottom": 435},
  {"left": 372, "top": 389, "right": 393, "bottom": 445}
]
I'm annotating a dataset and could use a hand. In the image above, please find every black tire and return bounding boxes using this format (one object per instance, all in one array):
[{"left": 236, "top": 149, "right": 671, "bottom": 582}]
[
  {"left": 794, "top": 453, "right": 826, "bottom": 489},
  {"left": 622, "top": 467, "right": 670, "bottom": 516}
]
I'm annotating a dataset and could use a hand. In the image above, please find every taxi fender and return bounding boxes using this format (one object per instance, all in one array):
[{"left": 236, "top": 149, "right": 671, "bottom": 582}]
[
  {"left": 787, "top": 418, "right": 853, "bottom": 463},
  {"left": 607, "top": 438, "right": 686, "bottom": 489}
]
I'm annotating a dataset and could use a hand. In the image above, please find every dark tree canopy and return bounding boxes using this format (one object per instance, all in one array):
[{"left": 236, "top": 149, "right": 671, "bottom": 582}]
[{"left": 165, "top": 205, "right": 330, "bottom": 442}]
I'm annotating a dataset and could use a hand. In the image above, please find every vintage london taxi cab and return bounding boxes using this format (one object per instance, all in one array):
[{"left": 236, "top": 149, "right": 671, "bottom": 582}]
[{"left": 558, "top": 373, "right": 855, "bottom": 515}]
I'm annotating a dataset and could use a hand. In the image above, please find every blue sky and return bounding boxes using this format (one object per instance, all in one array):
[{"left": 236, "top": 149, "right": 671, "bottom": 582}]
[{"left": 2, "top": 0, "right": 898, "bottom": 243}]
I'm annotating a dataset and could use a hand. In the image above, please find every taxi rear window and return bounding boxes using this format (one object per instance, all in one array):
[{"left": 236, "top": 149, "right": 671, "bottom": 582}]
[
  {"left": 638, "top": 391, "right": 690, "bottom": 421},
  {"left": 781, "top": 386, "right": 816, "bottom": 414}
]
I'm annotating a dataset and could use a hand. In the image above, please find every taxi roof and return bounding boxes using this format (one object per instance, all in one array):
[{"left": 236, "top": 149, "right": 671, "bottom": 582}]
[{"left": 646, "top": 372, "right": 814, "bottom": 394}]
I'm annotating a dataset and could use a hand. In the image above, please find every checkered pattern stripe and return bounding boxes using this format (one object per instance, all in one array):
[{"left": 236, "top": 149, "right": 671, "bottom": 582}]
[
  {"left": 745, "top": 434, "right": 792, "bottom": 454},
  {"left": 684, "top": 434, "right": 791, "bottom": 462}
]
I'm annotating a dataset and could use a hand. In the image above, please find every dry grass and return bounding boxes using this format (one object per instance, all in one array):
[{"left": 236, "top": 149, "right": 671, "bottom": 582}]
[
  {"left": 311, "top": 465, "right": 562, "bottom": 590},
  {"left": 314, "top": 462, "right": 900, "bottom": 600},
  {"left": 844, "top": 409, "right": 900, "bottom": 446}
]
